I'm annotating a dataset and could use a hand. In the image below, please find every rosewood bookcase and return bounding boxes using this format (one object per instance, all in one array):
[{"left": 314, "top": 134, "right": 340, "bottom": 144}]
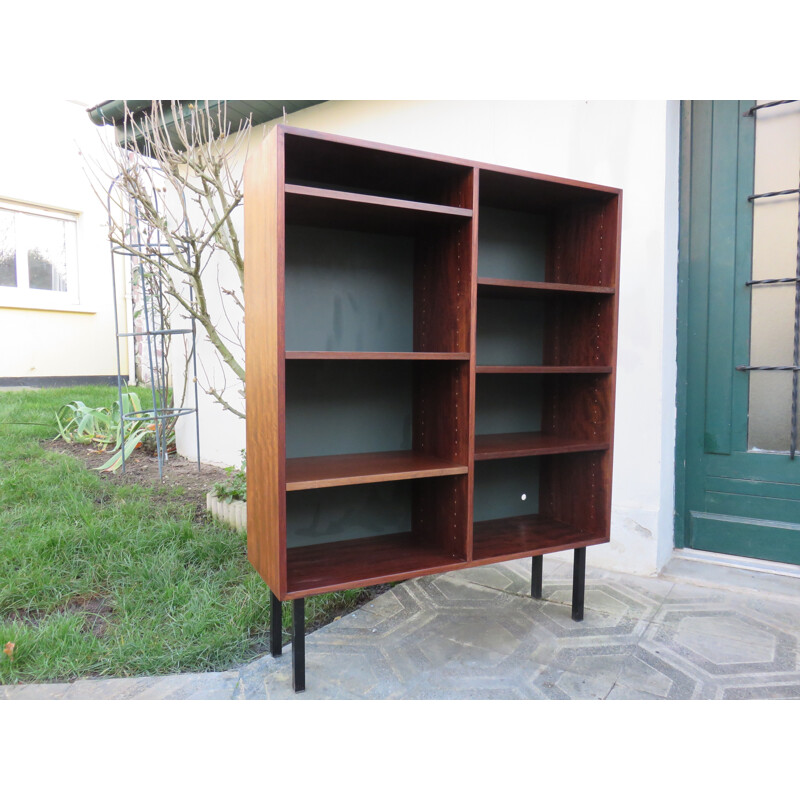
[{"left": 244, "top": 125, "right": 622, "bottom": 691}]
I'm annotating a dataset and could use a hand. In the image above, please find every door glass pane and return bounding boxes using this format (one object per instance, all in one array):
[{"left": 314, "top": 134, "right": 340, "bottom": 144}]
[
  {"left": 749, "top": 372, "right": 794, "bottom": 452},
  {"left": 25, "top": 213, "right": 68, "bottom": 292},
  {"left": 0, "top": 209, "right": 16, "bottom": 287},
  {"left": 747, "top": 101, "right": 800, "bottom": 452}
]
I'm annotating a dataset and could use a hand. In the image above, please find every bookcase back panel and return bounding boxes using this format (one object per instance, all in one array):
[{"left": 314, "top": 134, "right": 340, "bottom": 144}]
[
  {"left": 285, "top": 225, "right": 414, "bottom": 352},
  {"left": 287, "top": 482, "right": 411, "bottom": 548},
  {"left": 476, "top": 295, "right": 544, "bottom": 366},
  {"left": 473, "top": 458, "right": 541, "bottom": 522},
  {"left": 477, "top": 206, "right": 548, "bottom": 282},
  {"left": 476, "top": 294, "right": 615, "bottom": 368},
  {"left": 286, "top": 361, "right": 413, "bottom": 458},
  {"left": 475, "top": 374, "right": 542, "bottom": 435}
]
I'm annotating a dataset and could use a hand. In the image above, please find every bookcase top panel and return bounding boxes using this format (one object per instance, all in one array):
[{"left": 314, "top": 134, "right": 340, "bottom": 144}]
[
  {"left": 283, "top": 126, "right": 474, "bottom": 208},
  {"left": 276, "top": 125, "right": 622, "bottom": 207}
]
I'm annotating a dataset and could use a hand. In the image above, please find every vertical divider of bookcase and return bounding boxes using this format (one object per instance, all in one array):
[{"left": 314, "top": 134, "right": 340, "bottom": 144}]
[
  {"left": 410, "top": 164, "right": 475, "bottom": 562},
  {"left": 466, "top": 166, "right": 480, "bottom": 563}
]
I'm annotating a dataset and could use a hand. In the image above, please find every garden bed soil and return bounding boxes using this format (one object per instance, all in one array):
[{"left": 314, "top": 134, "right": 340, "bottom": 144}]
[{"left": 43, "top": 440, "right": 227, "bottom": 517}]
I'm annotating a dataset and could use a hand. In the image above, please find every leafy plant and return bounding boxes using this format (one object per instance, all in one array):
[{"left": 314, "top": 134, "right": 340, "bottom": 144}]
[
  {"left": 213, "top": 450, "right": 246, "bottom": 503},
  {"left": 54, "top": 390, "right": 166, "bottom": 472}
]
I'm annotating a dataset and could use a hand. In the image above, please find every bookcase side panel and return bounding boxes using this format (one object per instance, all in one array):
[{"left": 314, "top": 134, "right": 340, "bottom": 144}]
[
  {"left": 244, "top": 128, "right": 287, "bottom": 597},
  {"left": 543, "top": 294, "right": 616, "bottom": 368},
  {"left": 549, "top": 198, "right": 617, "bottom": 287},
  {"left": 542, "top": 192, "right": 621, "bottom": 541},
  {"left": 541, "top": 374, "right": 612, "bottom": 443},
  {"left": 540, "top": 451, "right": 610, "bottom": 539},
  {"left": 603, "top": 192, "right": 623, "bottom": 538}
]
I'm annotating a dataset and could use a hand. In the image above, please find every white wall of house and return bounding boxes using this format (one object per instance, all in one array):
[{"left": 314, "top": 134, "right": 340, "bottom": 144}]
[
  {"left": 176, "top": 100, "right": 681, "bottom": 576},
  {"left": 0, "top": 100, "right": 127, "bottom": 381}
]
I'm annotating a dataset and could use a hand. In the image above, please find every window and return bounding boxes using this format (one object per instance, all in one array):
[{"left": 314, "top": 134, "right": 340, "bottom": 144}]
[{"left": 0, "top": 200, "right": 79, "bottom": 308}]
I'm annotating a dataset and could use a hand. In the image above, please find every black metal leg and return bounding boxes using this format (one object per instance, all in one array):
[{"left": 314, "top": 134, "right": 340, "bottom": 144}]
[
  {"left": 572, "top": 547, "right": 586, "bottom": 621},
  {"left": 292, "top": 598, "right": 305, "bottom": 693},
  {"left": 270, "top": 590, "right": 282, "bottom": 657},
  {"left": 531, "top": 555, "right": 543, "bottom": 599}
]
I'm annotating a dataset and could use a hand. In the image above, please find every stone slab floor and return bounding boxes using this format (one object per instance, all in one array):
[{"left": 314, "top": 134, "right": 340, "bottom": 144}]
[{"left": 3, "top": 557, "right": 800, "bottom": 700}]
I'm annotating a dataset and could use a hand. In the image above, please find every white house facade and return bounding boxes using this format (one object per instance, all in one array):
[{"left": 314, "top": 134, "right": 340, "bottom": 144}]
[
  {"left": 0, "top": 99, "right": 128, "bottom": 386},
  {"left": 166, "top": 100, "right": 681, "bottom": 578}
]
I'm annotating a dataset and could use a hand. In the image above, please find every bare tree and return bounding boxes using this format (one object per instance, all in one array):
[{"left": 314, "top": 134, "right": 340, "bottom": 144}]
[{"left": 88, "top": 100, "right": 251, "bottom": 419}]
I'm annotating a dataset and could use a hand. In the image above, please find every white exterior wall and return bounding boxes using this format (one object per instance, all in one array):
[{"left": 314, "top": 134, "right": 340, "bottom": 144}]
[
  {"left": 177, "top": 100, "right": 681, "bottom": 576},
  {"left": 0, "top": 100, "right": 127, "bottom": 380}
]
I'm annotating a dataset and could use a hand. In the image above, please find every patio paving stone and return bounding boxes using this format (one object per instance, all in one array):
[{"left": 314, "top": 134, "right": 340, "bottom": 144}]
[{"left": 3, "top": 556, "right": 799, "bottom": 700}]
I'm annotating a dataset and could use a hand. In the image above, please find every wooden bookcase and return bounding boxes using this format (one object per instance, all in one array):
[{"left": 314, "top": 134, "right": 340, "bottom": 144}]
[{"left": 244, "top": 125, "right": 621, "bottom": 690}]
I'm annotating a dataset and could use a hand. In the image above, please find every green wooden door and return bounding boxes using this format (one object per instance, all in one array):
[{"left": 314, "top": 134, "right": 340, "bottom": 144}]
[{"left": 676, "top": 100, "right": 800, "bottom": 565}]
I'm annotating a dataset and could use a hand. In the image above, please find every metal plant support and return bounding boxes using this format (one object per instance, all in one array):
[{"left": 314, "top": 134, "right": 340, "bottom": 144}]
[
  {"left": 737, "top": 100, "right": 800, "bottom": 458},
  {"left": 107, "top": 175, "right": 201, "bottom": 479}
]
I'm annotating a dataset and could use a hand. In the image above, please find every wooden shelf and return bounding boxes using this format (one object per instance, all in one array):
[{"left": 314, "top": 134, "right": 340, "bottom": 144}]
[
  {"left": 286, "top": 532, "right": 466, "bottom": 598},
  {"left": 285, "top": 184, "right": 472, "bottom": 233},
  {"left": 286, "top": 351, "right": 470, "bottom": 361},
  {"left": 478, "top": 277, "right": 615, "bottom": 298},
  {"left": 475, "top": 365, "right": 613, "bottom": 374},
  {"left": 286, "top": 450, "right": 468, "bottom": 491},
  {"left": 472, "top": 513, "right": 608, "bottom": 563},
  {"left": 474, "top": 432, "right": 610, "bottom": 461}
]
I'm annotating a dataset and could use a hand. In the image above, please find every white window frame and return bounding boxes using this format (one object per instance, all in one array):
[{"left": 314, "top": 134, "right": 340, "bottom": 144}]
[{"left": 0, "top": 198, "right": 81, "bottom": 311}]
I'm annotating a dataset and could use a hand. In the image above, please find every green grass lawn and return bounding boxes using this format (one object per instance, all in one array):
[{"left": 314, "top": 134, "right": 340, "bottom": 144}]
[{"left": 0, "top": 386, "right": 375, "bottom": 685}]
